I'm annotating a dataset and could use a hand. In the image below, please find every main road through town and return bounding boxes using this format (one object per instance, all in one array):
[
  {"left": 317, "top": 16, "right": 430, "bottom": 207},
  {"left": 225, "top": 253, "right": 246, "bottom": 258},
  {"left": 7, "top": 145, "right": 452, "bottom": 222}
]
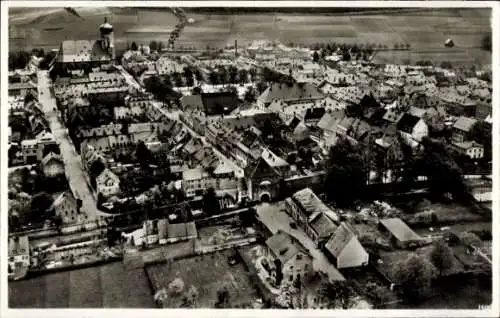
[
  {"left": 115, "top": 65, "right": 245, "bottom": 178},
  {"left": 37, "top": 70, "right": 110, "bottom": 222}
]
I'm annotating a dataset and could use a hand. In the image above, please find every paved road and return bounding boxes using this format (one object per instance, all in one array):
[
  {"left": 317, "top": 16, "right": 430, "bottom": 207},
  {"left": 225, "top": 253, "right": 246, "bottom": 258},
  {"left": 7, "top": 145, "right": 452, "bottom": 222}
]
[
  {"left": 37, "top": 70, "right": 110, "bottom": 222},
  {"left": 256, "top": 202, "right": 345, "bottom": 281},
  {"left": 118, "top": 65, "right": 245, "bottom": 178}
]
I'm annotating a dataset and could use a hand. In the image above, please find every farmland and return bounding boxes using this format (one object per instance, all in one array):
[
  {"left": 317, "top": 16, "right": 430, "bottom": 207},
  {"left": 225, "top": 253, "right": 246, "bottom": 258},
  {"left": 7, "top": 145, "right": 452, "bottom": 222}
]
[
  {"left": 9, "top": 7, "right": 491, "bottom": 67},
  {"left": 9, "top": 262, "right": 154, "bottom": 308},
  {"left": 145, "top": 249, "right": 260, "bottom": 308}
]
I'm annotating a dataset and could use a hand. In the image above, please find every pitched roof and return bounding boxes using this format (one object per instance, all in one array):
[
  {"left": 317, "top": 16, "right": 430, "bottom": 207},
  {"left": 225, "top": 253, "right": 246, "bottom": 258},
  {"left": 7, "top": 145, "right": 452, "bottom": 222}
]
[
  {"left": 244, "top": 157, "right": 280, "bottom": 180},
  {"left": 266, "top": 230, "right": 311, "bottom": 264},
  {"left": 260, "top": 82, "right": 324, "bottom": 105},
  {"left": 292, "top": 188, "right": 340, "bottom": 222},
  {"left": 96, "top": 168, "right": 119, "bottom": 184},
  {"left": 383, "top": 108, "right": 405, "bottom": 123},
  {"left": 58, "top": 40, "right": 111, "bottom": 63},
  {"left": 324, "top": 222, "right": 357, "bottom": 257},
  {"left": 261, "top": 148, "right": 289, "bottom": 168},
  {"left": 309, "top": 212, "right": 338, "bottom": 239},
  {"left": 396, "top": 113, "right": 421, "bottom": 134},
  {"left": 48, "top": 191, "right": 76, "bottom": 211},
  {"left": 453, "top": 116, "right": 477, "bottom": 132},
  {"left": 379, "top": 218, "right": 421, "bottom": 243}
]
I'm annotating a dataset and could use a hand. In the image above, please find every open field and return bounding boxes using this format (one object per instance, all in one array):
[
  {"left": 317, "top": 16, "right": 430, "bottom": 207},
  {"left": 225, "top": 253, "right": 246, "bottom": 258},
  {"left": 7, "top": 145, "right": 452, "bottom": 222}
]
[
  {"left": 145, "top": 249, "right": 259, "bottom": 308},
  {"left": 9, "top": 7, "right": 491, "bottom": 66},
  {"left": 9, "top": 262, "right": 154, "bottom": 308}
]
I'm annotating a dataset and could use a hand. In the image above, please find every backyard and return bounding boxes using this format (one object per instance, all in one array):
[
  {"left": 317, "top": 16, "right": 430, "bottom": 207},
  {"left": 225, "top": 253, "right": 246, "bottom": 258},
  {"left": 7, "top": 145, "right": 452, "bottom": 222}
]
[{"left": 145, "top": 249, "right": 260, "bottom": 308}]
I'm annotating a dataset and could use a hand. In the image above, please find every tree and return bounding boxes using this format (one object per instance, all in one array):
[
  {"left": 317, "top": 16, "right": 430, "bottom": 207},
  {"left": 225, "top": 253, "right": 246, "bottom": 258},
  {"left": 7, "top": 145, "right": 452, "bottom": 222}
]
[
  {"left": 228, "top": 66, "right": 238, "bottom": 84},
  {"left": 419, "top": 138, "right": 467, "bottom": 200},
  {"left": 459, "top": 231, "right": 481, "bottom": 247},
  {"left": 202, "top": 187, "right": 220, "bottom": 215},
  {"left": 238, "top": 69, "right": 248, "bottom": 84},
  {"left": 244, "top": 86, "right": 257, "bottom": 102},
  {"left": 135, "top": 141, "right": 153, "bottom": 167},
  {"left": 168, "top": 277, "right": 185, "bottom": 295},
  {"left": 149, "top": 41, "right": 158, "bottom": 51},
  {"left": 183, "top": 285, "right": 199, "bottom": 308},
  {"left": 192, "top": 86, "right": 203, "bottom": 95},
  {"left": 154, "top": 288, "right": 169, "bottom": 307},
  {"left": 313, "top": 51, "right": 320, "bottom": 62},
  {"left": 249, "top": 68, "right": 258, "bottom": 81},
  {"left": 481, "top": 33, "right": 491, "bottom": 52},
  {"left": 317, "top": 280, "right": 358, "bottom": 309},
  {"left": 365, "top": 282, "right": 391, "bottom": 308},
  {"left": 215, "top": 286, "right": 231, "bottom": 308},
  {"left": 429, "top": 240, "right": 455, "bottom": 275},
  {"left": 394, "top": 254, "right": 437, "bottom": 301},
  {"left": 256, "top": 81, "right": 268, "bottom": 94},
  {"left": 130, "top": 41, "right": 138, "bottom": 51},
  {"left": 183, "top": 66, "right": 194, "bottom": 87},
  {"left": 209, "top": 71, "right": 219, "bottom": 86},
  {"left": 30, "top": 192, "right": 54, "bottom": 222},
  {"left": 324, "top": 137, "right": 367, "bottom": 207},
  {"left": 172, "top": 72, "right": 184, "bottom": 87}
]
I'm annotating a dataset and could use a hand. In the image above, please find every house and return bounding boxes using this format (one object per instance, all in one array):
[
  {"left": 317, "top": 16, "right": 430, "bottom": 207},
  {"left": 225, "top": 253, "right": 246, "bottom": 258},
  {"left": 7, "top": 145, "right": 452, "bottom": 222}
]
[
  {"left": 182, "top": 168, "right": 216, "bottom": 198},
  {"left": 40, "top": 152, "right": 65, "bottom": 178},
  {"left": 324, "top": 222, "right": 369, "bottom": 269},
  {"left": 8, "top": 236, "right": 30, "bottom": 278},
  {"left": 452, "top": 141, "right": 484, "bottom": 160},
  {"left": 47, "top": 191, "right": 80, "bottom": 224},
  {"left": 258, "top": 82, "right": 324, "bottom": 108},
  {"left": 379, "top": 218, "right": 422, "bottom": 249},
  {"left": 264, "top": 230, "right": 314, "bottom": 286},
  {"left": 96, "top": 168, "right": 121, "bottom": 198},
  {"left": 396, "top": 113, "right": 428, "bottom": 142},
  {"left": 261, "top": 148, "right": 290, "bottom": 177},
  {"left": 317, "top": 109, "right": 346, "bottom": 143},
  {"left": 20, "top": 139, "right": 39, "bottom": 164},
  {"left": 286, "top": 188, "right": 340, "bottom": 245},
  {"left": 244, "top": 157, "right": 282, "bottom": 202},
  {"left": 452, "top": 116, "right": 477, "bottom": 143}
]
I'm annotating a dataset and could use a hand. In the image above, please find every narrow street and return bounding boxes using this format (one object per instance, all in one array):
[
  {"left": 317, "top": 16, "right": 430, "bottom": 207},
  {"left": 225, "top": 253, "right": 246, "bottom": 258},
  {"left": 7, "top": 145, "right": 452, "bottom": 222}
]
[
  {"left": 118, "top": 66, "right": 245, "bottom": 178},
  {"left": 256, "top": 202, "right": 346, "bottom": 281},
  {"left": 37, "top": 70, "right": 110, "bottom": 222}
]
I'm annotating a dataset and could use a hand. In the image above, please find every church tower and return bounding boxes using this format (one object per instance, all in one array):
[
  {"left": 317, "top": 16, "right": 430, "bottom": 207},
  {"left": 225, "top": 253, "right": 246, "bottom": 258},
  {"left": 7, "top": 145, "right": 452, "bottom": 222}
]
[{"left": 99, "top": 17, "right": 115, "bottom": 62}]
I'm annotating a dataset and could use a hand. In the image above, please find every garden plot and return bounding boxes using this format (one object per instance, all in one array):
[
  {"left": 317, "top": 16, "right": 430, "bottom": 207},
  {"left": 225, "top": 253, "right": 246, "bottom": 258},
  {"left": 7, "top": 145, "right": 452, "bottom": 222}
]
[{"left": 145, "top": 250, "right": 259, "bottom": 308}]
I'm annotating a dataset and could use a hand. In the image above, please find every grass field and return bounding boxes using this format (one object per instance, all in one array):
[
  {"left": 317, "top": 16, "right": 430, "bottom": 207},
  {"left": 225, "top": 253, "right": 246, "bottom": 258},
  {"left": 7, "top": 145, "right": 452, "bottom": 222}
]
[
  {"left": 9, "top": 7, "right": 491, "bottom": 66},
  {"left": 145, "top": 250, "right": 259, "bottom": 308},
  {"left": 9, "top": 262, "right": 154, "bottom": 308}
]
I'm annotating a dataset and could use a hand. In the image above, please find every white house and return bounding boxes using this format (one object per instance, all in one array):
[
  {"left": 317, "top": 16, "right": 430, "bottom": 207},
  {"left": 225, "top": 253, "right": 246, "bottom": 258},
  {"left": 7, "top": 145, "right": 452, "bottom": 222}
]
[
  {"left": 324, "top": 222, "right": 369, "bottom": 269},
  {"left": 48, "top": 191, "right": 80, "bottom": 224},
  {"left": 96, "top": 168, "right": 121, "bottom": 198},
  {"left": 452, "top": 141, "right": 484, "bottom": 160},
  {"left": 396, "top": 113, "right": 428, "bottom": 143}
]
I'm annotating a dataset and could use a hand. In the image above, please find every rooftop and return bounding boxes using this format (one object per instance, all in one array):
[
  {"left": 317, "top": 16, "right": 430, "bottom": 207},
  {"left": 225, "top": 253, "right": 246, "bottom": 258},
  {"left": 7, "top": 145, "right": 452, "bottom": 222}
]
[{"left": 379, "top": 218, "right": 421, "bottom": 243}]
